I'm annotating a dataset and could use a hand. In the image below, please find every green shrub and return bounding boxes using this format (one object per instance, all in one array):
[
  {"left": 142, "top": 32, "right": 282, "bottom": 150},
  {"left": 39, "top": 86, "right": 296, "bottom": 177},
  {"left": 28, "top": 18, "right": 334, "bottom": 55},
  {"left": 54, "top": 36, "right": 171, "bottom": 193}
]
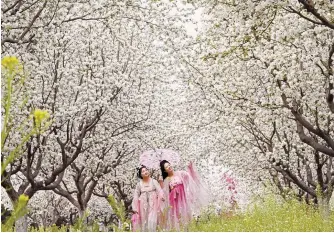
[{"left": 107, "top": 194, "right": 131, "bottom": 232}]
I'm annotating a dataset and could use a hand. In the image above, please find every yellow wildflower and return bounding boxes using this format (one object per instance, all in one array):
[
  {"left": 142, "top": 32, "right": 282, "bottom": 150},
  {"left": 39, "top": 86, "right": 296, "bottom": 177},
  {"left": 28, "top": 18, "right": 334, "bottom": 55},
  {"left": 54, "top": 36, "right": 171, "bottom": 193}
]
[
  {"left": 18, "top": 194, "right": 29, "bottom": 204},
  {"left": 1, "top": 56, "right": 20, "bottom": 72},
  {"left": 33, "top": 109, "right": 50, "bottom": 126}
]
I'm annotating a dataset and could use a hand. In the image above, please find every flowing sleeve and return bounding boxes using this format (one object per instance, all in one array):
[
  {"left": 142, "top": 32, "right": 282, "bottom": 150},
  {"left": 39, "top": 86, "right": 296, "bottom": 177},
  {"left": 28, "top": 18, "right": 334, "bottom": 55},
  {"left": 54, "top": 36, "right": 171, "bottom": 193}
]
[
  {"left": 132, "top": 183, "right": 141, "bottom": 212},
  {"left": 158, "top": 175, "right": 164, "bottom": 188},
  {"left": 131, "top": 183, "right": 141, "bottom": 232},
  {"left": 178, "top": 162, "right": 211, "bottom": 214},
  {"left": 159, "top": 178, "right": 171, "bottom": 228},
  {"left": 153, "top": 179, "right": 165, "bottom": 213},
  {"left": 161, "top": 178, "right": 170, "bottom": 210},
  {"left": 153, "top": 179, "right": 164, "bottom": 199}
]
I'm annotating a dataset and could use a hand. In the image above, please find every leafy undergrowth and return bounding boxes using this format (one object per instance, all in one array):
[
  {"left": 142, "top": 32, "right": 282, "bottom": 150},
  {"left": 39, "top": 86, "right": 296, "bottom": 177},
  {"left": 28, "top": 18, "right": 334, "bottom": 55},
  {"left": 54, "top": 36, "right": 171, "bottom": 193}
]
[{"left": 188, "top": 198, "right": 334, "bottom": 232}]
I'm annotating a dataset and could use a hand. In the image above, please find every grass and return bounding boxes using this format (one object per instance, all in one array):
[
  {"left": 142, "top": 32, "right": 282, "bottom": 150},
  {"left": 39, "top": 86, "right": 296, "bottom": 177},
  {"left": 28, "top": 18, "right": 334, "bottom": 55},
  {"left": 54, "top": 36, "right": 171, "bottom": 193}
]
[
  {"left": 188, "top": 197, "right": 334, "bottom": 232},
  {"left": 3, "top": 196, "right": 333, "bottom": 232}
]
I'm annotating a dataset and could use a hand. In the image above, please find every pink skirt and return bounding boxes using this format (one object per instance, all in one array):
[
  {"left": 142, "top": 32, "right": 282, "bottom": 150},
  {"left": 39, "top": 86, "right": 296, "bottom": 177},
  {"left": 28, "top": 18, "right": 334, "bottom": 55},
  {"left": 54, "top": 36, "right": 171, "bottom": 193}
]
[{"left": 168, "top": 184, "right": 192, "bottom": 230}]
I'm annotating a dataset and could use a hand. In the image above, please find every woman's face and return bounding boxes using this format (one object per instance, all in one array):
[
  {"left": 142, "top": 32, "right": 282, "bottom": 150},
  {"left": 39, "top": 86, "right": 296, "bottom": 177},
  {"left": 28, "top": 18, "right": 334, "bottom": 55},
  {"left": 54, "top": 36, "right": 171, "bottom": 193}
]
[
  {"left": 164, "top": 163, "right": 173, "bottom": 173},
  {"left": 141, "top": 167, "right": 150, "bottom": 178}
]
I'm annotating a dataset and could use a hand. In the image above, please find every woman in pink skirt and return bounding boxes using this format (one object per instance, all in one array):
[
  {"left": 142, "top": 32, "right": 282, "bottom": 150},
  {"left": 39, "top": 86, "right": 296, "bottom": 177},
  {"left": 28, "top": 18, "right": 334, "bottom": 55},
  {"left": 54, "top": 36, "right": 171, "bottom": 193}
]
[
  {"left": 159, "top": 160, "right": 210, "bottom": 230},
  {"left": 131, "top": 166, "right": 165, "bottom": 232}
]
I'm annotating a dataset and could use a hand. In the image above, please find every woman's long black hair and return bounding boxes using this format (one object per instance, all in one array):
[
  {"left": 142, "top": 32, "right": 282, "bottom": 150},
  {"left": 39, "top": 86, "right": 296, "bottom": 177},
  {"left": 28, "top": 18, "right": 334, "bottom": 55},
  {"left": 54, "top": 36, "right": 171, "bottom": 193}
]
[
  {"left": 137, "top": 165, "right": 147, "bottom": 179},
  {"left": 160, "top": 160, "right": 170, "bottom": 180}
]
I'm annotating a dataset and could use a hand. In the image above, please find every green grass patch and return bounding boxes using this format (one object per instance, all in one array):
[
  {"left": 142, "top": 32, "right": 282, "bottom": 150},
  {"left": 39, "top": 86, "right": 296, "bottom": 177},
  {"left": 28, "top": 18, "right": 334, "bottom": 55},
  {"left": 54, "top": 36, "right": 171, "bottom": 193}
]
[{"left": 189, "top": 198, "right": 334, "bottom": 232}]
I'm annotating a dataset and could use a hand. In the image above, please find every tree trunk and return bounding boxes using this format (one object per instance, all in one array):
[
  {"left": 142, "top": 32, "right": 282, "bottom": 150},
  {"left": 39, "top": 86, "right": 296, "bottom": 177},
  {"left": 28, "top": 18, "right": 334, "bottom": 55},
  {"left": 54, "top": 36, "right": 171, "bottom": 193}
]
[
  {"left": 78, "top": 208, "right": 85, "bottom": 218},
  {"left": 15, "top": 215, "right": 28, "bottom": 232},
  {"left": 40, "top": 212, "right": 48, "bottom": 229},
  {"left": 318, "top": 195, "right": 330, "bottom": 219},
  {"left": 78, "top": 207, "right": 89, "bottom": 225}
]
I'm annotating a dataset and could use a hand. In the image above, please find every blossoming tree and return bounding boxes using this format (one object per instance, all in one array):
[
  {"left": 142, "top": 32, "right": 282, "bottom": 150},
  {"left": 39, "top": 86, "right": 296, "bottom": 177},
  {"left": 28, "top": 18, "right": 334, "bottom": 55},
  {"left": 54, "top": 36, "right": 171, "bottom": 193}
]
[{"left": 180, "top": 0, "right": 334, "bottom": 217}]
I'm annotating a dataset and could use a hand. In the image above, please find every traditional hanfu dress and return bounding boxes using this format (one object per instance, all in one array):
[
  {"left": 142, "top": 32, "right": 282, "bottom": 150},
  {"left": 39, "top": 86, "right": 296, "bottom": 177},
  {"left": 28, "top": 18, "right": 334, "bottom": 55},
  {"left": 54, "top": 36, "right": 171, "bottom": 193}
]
[
  {"left": 161, "top": 162, "right": 210, "bottom": 230},
  {"left": 131, "top": 178, "right": 164, "bottom": 232}
]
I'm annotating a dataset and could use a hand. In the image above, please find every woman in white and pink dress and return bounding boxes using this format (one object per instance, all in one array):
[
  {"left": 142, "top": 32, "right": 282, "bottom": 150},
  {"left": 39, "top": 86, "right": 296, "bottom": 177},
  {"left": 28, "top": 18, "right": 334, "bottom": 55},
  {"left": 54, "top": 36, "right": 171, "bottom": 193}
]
[
  {"left": 159, "top": 160, "right": 210, "bottom": 230},
  {"left": 131, "top": 166, "right": 165, "bottom": 232}
]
